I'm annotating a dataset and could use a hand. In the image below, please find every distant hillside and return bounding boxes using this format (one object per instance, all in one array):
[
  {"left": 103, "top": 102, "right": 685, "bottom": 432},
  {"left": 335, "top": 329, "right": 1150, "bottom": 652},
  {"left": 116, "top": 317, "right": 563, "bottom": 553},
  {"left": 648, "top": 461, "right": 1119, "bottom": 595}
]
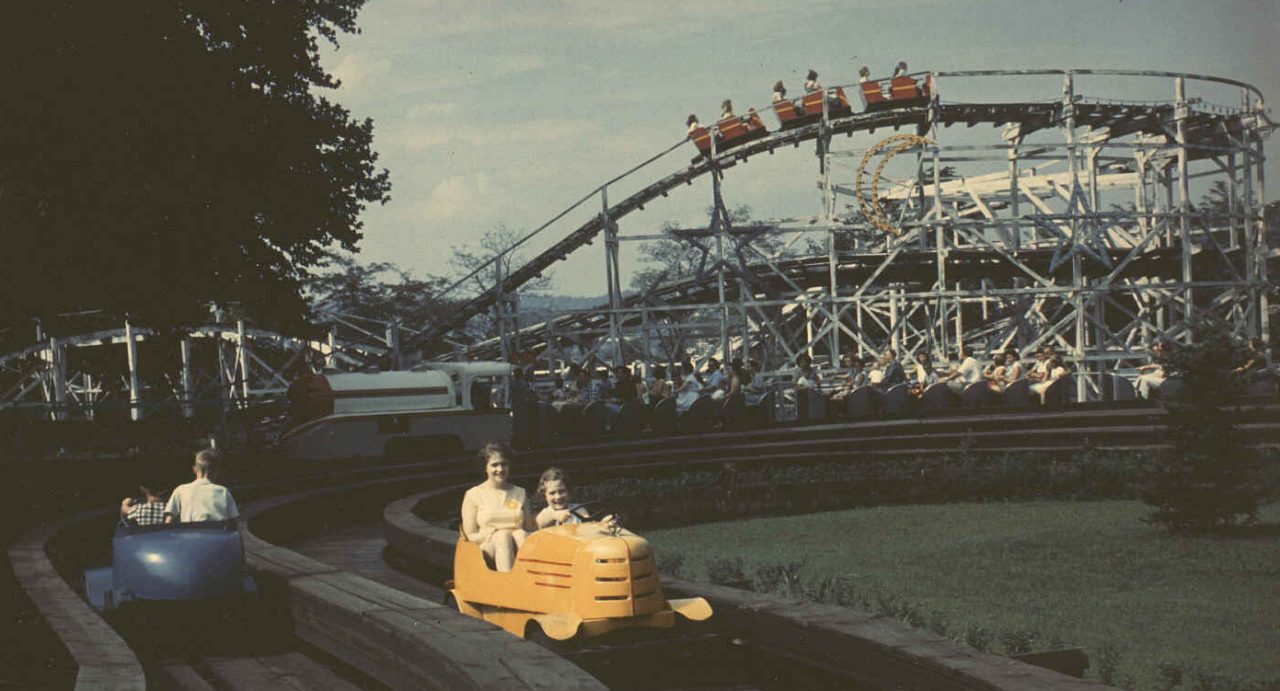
[{"left": 520, "top": 294, "right": 608, "bottom": 312}]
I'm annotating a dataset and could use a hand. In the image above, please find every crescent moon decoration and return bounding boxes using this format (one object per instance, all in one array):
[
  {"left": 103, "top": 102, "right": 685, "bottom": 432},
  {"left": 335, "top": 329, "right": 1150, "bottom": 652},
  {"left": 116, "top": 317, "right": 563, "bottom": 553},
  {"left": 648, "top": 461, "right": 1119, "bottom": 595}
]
[{"left": 853, "top": 133, "right": 934, "bottom": 236}]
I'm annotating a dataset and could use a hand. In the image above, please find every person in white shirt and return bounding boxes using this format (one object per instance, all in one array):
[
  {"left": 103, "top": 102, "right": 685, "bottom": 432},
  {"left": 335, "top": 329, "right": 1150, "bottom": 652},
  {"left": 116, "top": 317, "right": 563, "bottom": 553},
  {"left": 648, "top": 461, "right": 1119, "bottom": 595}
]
[
  {"left": 909, "top": 351, "right": 937, "bottom": 399},
  {"left": 461, "top": 443, "right": 534, "bottom": 572},
  {"left": 986, "top": 349, "right": 1023, "bottom": 392},
  {"left": 702, "top": 357, "right": 726, "bottom": 398},
  {"left": 828, "top": 354, "right": 865, "bottom": 403},
  {"left": 535, "top": 467, "right": 579, "bottom": 529},
  {"left": 940, "top": 347, "right": 983, "bottom": 394},
  {"left": 772, "top": 80, "right": 787, "bottom": 103},
  {"left": 803, "top": 69, "right": 822, "bottom": 93},
  {"left": 686, "top": 114, "right": 701, "bottom": 136},
  {"left": 675, "top": 360, "right": 701, "bottom": 413},
  {"left": 1027, "top": 346, "right": 1054, "bottom": 383},
  {"left": 720, "top": 99, "right": 734, "bottom": 120},
  {"left": 795, "top": 363, "right": 818, "bottom": 390},
  {"left": 745, "top": 358, "right": 768, "bottom": 405},
  {"left": 1135, "top": 342, "right": 1167, "bottom": 399},
  {"left": 1033, "top": 356, "right": 1070, "bottom": 402},
  {"left": 892, "top": 61, "right": 909, "bottom": 78},
  {"left": 164, "top": 449, "right": 239, "bottom": 523}
]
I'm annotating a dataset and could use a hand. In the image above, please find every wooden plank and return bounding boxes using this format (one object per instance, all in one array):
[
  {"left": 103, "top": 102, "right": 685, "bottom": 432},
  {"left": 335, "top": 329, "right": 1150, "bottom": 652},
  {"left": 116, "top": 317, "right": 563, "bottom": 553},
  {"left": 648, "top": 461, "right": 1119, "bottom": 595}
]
[
  {"left": 257, "top": 652, "right": 366, "bottom": 691},
  {"left": 206, "top": 654, "right": 363, "bottom": 691},
  {"left": 284, "top": 568, "right": 606, "bottom": 691},
  {"left": 158, "top": 664, "right": 217, "bottom": 691},
  {"left": 242, "top": 533, "right": 338, "bottom": 578},
  {"left": 8, "top": 522, "right": 145, "bottom": 691},
  {"left": 312, "top": 570, "right": 439, "bottom": 611}
]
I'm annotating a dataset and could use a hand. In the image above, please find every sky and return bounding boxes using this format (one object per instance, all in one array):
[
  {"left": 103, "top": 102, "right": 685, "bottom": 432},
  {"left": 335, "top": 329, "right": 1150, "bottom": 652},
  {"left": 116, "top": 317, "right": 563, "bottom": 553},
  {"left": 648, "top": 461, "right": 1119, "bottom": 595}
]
[{"left": 317, "top": 0, "right": 1279, "bottom": 298}]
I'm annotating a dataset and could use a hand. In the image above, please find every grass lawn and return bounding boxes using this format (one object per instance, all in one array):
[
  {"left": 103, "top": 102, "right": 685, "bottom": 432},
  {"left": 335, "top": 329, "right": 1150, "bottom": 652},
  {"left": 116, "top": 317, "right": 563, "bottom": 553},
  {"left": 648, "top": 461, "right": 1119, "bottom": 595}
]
[{"left": 646, "top": 500, "right": 1280, "bottom": 690}]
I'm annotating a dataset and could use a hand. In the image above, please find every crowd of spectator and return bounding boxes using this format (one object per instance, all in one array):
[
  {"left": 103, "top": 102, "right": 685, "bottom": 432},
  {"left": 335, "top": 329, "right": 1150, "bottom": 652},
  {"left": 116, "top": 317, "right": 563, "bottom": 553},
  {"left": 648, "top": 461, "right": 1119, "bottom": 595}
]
[{"left": 517, "top": 336, "right": 1275, "bottom": 430}]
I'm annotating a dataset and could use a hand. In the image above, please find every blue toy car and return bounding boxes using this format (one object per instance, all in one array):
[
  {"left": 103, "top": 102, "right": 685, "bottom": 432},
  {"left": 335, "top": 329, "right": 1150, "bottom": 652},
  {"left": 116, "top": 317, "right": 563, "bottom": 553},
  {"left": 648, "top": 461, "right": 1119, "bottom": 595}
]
[{"left": 84, "top": 521, "right": 256, "bottom": 612}]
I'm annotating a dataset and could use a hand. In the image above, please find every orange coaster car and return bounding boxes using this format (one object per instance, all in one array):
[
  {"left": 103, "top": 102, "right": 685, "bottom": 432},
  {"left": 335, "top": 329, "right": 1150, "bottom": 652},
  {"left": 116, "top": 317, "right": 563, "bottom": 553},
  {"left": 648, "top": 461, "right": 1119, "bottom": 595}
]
[
  {"left": 445, "top": 507, "right": 712, "bottom": 642},
  {"left": 689, "top": 126, "right": 713, "bottom": 155},
  {"left": 800, "top": 87, "right": 853, "bottom": 118}
]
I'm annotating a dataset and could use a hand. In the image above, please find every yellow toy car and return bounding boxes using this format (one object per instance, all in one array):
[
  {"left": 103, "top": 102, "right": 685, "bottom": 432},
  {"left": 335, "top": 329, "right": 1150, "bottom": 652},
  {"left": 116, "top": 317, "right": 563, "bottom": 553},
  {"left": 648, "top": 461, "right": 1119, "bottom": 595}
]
[{"left": 445, "top": 508, "right": 711, "bottom": 642}]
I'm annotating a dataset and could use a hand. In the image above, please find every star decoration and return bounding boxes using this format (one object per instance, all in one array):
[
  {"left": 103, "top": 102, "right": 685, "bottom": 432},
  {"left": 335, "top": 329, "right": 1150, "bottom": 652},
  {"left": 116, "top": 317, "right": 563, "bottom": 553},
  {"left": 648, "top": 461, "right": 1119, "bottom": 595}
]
[{"left": 1031, "top": 182, "right": 1115, "bottom": 273}]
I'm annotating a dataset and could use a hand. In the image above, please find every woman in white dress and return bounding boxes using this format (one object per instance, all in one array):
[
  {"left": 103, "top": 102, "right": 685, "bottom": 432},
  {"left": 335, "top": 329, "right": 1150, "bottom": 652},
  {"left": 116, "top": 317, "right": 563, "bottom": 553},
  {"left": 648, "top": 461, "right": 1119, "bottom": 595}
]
[
  {"left": 461, "top": 442, "right": 535, "bottom": 572},
  {"left": 675, "top": 359, "right": 702, "bottom": 413},
  {"left": 1031, "top": 356, "right": 1068, "bottom": 402}
]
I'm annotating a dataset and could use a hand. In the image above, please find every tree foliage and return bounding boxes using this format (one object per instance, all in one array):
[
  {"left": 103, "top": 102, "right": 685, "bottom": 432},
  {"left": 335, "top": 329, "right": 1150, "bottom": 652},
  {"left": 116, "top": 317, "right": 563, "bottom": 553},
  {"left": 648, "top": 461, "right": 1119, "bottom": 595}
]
[
  {"left": 447, "top": 224, "right": 554, "bottom": 298},
  {"left": 0, "top": 1, "right": 391, "bottom": 332},
  {"left": 447, "top": 224, "right": 553, "bottom": 339},
  {"left": 305, "top": 253, "right": 452, "bottom": 329},
  {"left": 629, "top": 205, "right": 767, "bottom": 294},
  {"left": 1137, "top": 319, "right": 1275, "bottom": 532}
]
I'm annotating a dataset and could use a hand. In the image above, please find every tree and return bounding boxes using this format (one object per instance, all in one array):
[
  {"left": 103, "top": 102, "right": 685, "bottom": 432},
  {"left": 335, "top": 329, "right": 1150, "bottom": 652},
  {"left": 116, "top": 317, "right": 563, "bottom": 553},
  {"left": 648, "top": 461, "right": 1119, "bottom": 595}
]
[
  {"left": 1136, "top": 318, "right": 1275, "bottom": 532},
  {"left": 629, "top": 205, "right": 765, "bottom": 294},
  {"left": 0, "top": 1, "right": 391, "bottom": 333},
  {"left": 447, "top": 224, "right": 554, "bottom": 338},
  {"left": 629, "top": 205, "right": 779, "bottom": 363},
  {"left": 305, "top": 253, "right": 453, "bottom": 330}
]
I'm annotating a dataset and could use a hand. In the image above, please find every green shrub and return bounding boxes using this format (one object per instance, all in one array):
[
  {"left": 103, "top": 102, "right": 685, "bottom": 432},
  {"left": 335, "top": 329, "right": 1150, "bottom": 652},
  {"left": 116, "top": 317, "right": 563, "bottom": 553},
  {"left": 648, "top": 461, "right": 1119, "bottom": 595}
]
[
  {"left": 705, "top": 556, "right": 748, "bottom": 587},
  {"left": 998, "top": 628, "right": 1036, "bottom": 655},
  {"left": 753, "top": 560, "right": 805, "bottom": 598},
  {"left": 656, "top": 552, "right": 685, "bottom": 579},
  {"left": 1156, "top": 660, "right": 1185, "bottom": 691},
  {"left": 581, "top": 447, "right": 1152, "bottom": 533},
  {"left": 963, "top": 623, "right": 992, "bottom": 651},
  {"left": 1095, "top": 643, "right": 1126, "bottom": 685},
  {"left": 1137, "top": 319, "right": 1276, "bottom": 532}
]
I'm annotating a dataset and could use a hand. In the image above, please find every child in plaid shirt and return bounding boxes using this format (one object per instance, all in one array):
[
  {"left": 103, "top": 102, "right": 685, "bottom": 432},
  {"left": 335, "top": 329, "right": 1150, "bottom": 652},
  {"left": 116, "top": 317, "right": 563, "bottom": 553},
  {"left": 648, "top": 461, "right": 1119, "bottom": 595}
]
[{"left": 120, "top": 484, "right": 167, "bottom": 526}]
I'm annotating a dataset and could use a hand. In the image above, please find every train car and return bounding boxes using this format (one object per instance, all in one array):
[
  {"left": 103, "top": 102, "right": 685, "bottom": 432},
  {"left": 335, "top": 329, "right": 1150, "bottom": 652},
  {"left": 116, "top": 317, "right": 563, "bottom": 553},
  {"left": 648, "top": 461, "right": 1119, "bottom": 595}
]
[
  {"left": 689, "top": 125, "right": 714, "bottom": 155},
  {"left": 690, "top": 111, "right": 769, "bottom": 157},
  {"left": 772, "top": 98, "right": 805, "bottom": 129},
  {"left": 277, "top": 361, "right": 512, "bottom": 461},
  {"left": 860, "top": 73, "right": 932, "bottom": 111},
  {"left": 445, "top": 509, "right": 711, "bottom": 642},
  {"left": 775, "top": 88, "right": 854, "bottom": 129},
  {"left": 801, "top": 87, "right": 853, "bottom": 118},
  {"left": 84, "top": 521, "right": 254, "bottom": 612}
]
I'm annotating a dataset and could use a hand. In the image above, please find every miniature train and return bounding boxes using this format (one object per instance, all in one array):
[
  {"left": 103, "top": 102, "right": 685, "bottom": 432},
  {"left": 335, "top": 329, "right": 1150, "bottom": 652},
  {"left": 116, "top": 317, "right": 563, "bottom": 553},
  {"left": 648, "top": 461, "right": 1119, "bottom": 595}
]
[
  {"left": 690, "top": 72, "right": 932, "bottom": 156},
  {"left": 276, "top": 361, "right": 513, "bottom": 461},
  {"left": 446, "top": 508, "right": 711, "bottom": 641}
]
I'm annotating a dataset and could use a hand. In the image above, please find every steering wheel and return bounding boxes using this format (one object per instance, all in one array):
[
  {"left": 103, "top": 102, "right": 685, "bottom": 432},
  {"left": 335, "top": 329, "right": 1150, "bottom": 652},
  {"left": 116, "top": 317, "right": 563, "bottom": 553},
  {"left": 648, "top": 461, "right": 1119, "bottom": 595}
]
[{"left": 568, "top": 501, "right": 619, "bottom": 526}]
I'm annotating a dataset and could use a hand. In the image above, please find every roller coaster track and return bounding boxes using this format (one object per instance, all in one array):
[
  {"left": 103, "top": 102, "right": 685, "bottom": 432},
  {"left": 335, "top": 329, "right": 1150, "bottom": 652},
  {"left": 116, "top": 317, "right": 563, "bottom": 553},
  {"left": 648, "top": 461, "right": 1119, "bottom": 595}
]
[
  {"left": 460, "top": 241, "right": 1199, "bottom": 361},
  {"left": 413, "top": 85, "right": 1256, "bottom": 352}
]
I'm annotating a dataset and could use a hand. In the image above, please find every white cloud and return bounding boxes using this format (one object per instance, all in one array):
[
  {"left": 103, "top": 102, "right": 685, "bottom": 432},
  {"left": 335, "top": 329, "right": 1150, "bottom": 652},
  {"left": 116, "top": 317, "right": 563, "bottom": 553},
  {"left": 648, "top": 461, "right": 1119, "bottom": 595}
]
[
  {"left": 412, "top": 173, "right": 491, "bottom": 221},
  {"left": 330, "top": 53, "right": 392, "bottom": 95},
  {"left": 489, "top": 53, "right": 547, "bottom": 78},
  {"left": 390, "top": 118, "right": 597, "bottom": 152},
  {"left": 405, "top": 101, "right": 460, "bottom": 119},
  {"left": 369, "top": 0, "right": 809, "bottom": 40}
]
